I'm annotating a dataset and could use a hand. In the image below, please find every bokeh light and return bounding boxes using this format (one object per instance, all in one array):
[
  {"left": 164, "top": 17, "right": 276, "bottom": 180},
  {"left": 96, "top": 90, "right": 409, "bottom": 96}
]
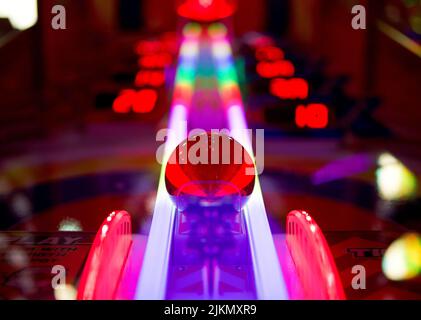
[
  {"left": 376, "top": 153, "right": 418, "bottom": 201},
  {"left": 382, "top": 233, "right": 421, "bottom": 281}
]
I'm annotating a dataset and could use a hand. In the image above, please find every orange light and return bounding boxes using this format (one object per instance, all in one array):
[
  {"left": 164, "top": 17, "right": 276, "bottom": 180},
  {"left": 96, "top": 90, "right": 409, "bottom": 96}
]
[
  {"left": 270, "top": 78, "right": 309, "bottom": 100},
  {"left": 295, "top": 104, "right": 329, "bottom": 129},
  {"left": 256, "top": 60, "right": 295, "bottom": 78},
  {"left": 256, "top": 46, "right": 284, "bottom": 61}
]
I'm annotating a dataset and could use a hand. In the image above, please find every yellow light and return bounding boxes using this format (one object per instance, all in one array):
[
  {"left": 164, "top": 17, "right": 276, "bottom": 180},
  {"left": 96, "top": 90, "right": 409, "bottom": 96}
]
[
  {"left": 58, "top": 218, "right": 83, "bottom": 232},
  {"left": 182, "top": 22, "right": 202, "bottom": 39},
  {"left": 208, "top": 23, "right": 228, "bottom": 39},
  {"left": 54, "top": 284, "right": 78, "bottom": 300},
  {"left": 0, "top": 0, "right": 38, "bottom": 31},
  {"left": 376, "top": 153, "right": 418, "bottom": 201},
  {"left": 382, "top": 233, "right": 421, "bottom": 281}
]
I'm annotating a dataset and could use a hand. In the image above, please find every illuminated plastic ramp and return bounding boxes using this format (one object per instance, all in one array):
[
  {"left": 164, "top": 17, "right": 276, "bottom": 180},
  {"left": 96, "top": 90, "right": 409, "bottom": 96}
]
[
  {"left": 136, "top": 23, "right": 288, "bottom": 300},
  {"left": 286, "top": 211, "right": 345, "bottom": 300},
  {"left": 78, "top": 211, "right": 132, "bottom": 300}
]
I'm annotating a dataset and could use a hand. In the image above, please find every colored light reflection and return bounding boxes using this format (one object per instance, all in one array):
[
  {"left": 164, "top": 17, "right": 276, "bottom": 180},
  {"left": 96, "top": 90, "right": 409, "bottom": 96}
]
[
  {"left": 138, "top": 22, "right": 288, "bottom": 301},
  {"left": 382, "top": 233, "right": 421, "bottom": 281},
  {"left": 172, "top": 25, "right": 201, "bottom": 107},
  {"left": 295, "top": 103, "right": 329, "bottom": 129},
  {"left": 136, "top": 28, "right": 200, "bottom": 300},
  {"left": 256, "top": 60, "right": 295, "bottom": 78},
  {"left": 376, "top": 153, "right": 418, "bottom": 201},
  {"left": 210, "top": 33, "right": 243, "bottom": 110},
  {"left": 210, "top": 29, "right": 289, "bottom": 300}
]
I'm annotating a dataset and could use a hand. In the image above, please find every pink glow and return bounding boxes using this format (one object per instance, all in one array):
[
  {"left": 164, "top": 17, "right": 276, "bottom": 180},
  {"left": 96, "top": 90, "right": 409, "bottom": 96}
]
[
  {"left": 77, "top": 211, "right": 132, "bottom": 300},
  {"left": 286, "top": 210, "right": 345, "bottom": 300}
]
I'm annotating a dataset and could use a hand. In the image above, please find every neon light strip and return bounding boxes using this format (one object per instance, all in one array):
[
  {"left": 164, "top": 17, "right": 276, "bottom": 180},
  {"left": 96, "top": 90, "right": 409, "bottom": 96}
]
[
  {"left": 135, "top": 26, "right": 201, "bottom": 300},
  {"left": 210, "top": 30, "right": 289, "bottom": 300},
  {"left": 377, "top": 19, "right": 421, "bottom": 59}
]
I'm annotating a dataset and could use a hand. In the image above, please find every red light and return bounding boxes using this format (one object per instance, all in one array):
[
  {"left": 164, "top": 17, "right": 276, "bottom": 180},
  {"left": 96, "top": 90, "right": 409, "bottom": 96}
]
[
  {"left": 270, "top": 78, "right": 309, "bottom": 100},
  {"left": 286, "top": 210, "right": 345, "bottom": 300},
  {"left": 135, "top": 70, "right": 166, "bottom": 87},
  {"left": 177, "top": 0, "right": 237, "bottom": 22},
  {"left": 135, "top": 40, "right": 162, "bottom": 55},
  {"left": 138, "top": 53, "right": 173, "bottom": 68},
  {"left": 133, "top": 89, "right": 158, "bottom": 113},
  {"left": 295, "top": 104, "right": 329, "bottom": 129},
  {"left": 113, "top": 90, "right": 135, "bottom": 113},
  {"left": 113, "top": 89, "right": 158, "bottom": 114},
  {"left": 247, "top": 34, "right": 275, "bottom": 49},
  {"left": 165, "top": 132, "right": 255, "bottom": 199},
  {"left": 256, "top": 60, "right": 295, "bottom": 78},
  {"left": 255, "top": 46, "right": 284, "bottom": 61},
  {"left": 161, "top": 32, "right": 178, "bottom": 54},
  {"left": 77, "top": 211, "right": 132, "bottom": 300}
]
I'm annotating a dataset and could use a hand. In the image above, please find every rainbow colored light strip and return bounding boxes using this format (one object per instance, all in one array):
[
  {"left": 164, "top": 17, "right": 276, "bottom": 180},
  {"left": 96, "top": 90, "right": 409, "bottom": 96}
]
[
  {"left": 209, "top": 23, "right": 289, "bottom": 300},
  {"left": 135, "top": 23, "right": 201, "bottom": 300}
]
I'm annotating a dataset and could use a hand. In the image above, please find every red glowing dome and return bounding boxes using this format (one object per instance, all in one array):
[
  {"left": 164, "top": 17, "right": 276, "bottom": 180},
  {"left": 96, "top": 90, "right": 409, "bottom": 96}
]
[
  {"left": 176, "top": 0, "right": 237, "bottom": 22},
  {"left": 165, "top": 132, "right": 255, "bottom": 199}
]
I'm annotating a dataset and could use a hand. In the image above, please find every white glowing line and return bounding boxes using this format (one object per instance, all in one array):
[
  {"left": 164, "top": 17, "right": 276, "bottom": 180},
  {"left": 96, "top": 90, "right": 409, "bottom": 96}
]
[
  {"left": 215, "top": 39, "right": 289, "bottom": 300},
  {"left": 229, "top": 107, "right": 289, "bottom": 299},
  {"left": 135, "top": 105, "right": 187, "bottom": 300},
  {"left": 135, "top": 41, "right": 194, "bottom": 300}
]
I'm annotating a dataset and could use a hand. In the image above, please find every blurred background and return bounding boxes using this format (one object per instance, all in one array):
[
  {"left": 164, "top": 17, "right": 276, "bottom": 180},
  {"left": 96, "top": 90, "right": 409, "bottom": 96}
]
[{"left": 0, "top": 0, "right": 420, "bottom": 150}]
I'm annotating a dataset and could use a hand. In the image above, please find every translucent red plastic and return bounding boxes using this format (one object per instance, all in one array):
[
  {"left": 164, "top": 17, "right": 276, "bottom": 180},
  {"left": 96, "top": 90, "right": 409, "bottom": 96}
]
[
  {"left": 165, "top": 132, "right": 255, "bottom": 199},
  {"left": 77, "top": 211, "right": 132, "bottom": 300},
  {"left": 286, "top": 210, "right": 345, "bottom": 300}
]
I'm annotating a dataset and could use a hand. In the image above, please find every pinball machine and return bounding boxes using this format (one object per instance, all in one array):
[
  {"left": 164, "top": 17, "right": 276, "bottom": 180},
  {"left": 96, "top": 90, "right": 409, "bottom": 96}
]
[{"left": 0, "top": 0, "right": 420, "bottom": 301}]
